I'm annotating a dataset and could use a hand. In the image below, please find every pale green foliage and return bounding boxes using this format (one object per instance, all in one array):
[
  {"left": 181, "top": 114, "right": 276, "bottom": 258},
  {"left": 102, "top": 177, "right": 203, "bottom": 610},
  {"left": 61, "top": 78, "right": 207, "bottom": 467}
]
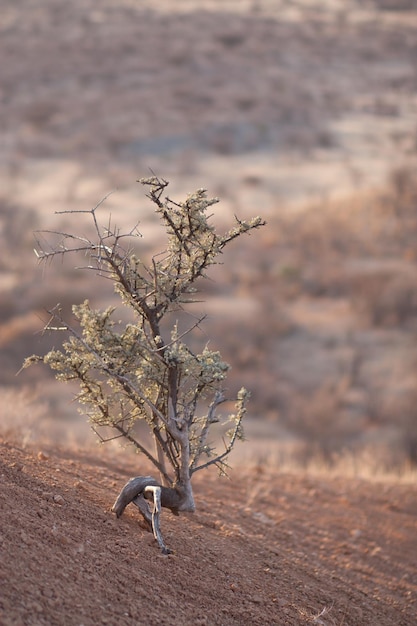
[{"left": 24, "top": 176, "right": 265, "bottom": 486}]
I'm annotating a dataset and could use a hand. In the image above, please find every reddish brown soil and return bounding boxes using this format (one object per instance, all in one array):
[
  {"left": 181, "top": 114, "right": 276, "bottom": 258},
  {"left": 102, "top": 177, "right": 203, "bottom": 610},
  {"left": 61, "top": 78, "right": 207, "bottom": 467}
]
[{"left": 1, "top": 438, "right": 416, "bottom": 626}]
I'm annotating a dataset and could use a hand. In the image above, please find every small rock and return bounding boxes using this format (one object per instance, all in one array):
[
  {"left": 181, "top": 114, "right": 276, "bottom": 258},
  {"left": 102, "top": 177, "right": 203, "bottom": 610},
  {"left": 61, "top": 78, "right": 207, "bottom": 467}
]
[
  {"left": 11, "top": 462, "right": 24, "bottom": 471},
  {"left": 27, "top": 601, "right": 43, "bottom": 613},
  {"left": 20, "top": 531, "right": 29, "bottom": 544},
  {"left": 252, "top": 511, "right": 275, "bottom": 526},
  {"left": 53, "top": 494, "right": 65, "bottom": 505},
  {"left": 37, "top": 451, "right": 49, "bottom": 461},
  {"left": 350, "top": 528, "right": 362, "bottom": 541},
  {"left": 251, "top": 595, "right": 262, "bottom": 604}
]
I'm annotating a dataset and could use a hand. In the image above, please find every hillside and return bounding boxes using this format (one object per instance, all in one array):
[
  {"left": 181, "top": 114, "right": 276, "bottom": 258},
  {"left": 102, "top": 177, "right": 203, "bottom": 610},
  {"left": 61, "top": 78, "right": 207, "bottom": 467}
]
[
  {"left": 1, "top": 2, "right": 417, "bottom": 622},
  {"left": 1, "top": 438, "right": 416, "bottom": 625}
]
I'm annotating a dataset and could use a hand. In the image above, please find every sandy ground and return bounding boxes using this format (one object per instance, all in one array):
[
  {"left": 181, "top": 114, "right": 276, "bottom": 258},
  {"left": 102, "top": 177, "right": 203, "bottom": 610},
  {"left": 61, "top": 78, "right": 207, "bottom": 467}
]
[{"left": 1, "top": 438, "right": 416, "bottom": 626}]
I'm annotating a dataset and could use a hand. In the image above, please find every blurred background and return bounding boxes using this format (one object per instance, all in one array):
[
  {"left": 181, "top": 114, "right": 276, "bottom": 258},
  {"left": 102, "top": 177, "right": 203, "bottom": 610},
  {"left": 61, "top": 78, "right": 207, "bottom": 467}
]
[{"left": 1, "top": 0, "right": 417, "bottom": 473}]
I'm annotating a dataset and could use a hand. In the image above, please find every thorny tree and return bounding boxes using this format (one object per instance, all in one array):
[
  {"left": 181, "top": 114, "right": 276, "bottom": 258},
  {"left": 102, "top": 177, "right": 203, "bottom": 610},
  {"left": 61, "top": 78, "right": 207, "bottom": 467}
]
[{"left": 25, "top": 176, "right": 265, "bottom": 553}]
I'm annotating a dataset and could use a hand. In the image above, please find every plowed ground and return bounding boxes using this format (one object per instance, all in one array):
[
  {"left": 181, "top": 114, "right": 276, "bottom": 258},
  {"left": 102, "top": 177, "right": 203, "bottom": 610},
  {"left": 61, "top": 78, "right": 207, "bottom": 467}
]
[{"left": 1, "top": 439, "right": 416, "bottom": 625}]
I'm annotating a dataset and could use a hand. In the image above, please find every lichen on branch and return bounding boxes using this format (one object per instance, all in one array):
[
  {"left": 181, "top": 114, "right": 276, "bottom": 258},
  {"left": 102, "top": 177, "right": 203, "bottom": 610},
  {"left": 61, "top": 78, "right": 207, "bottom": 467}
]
[{"left": 24, "top": 176, "right": 265, "bottom": 492}]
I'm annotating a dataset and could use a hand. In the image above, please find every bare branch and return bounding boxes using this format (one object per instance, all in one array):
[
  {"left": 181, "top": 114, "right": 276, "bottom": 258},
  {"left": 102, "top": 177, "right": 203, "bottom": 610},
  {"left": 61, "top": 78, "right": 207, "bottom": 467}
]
[
  {"left": 190, "top": 391, "right": 225, "bottom": 470},
  {"left": 191, "top": 389, "right": 248, "bottom": 475}
]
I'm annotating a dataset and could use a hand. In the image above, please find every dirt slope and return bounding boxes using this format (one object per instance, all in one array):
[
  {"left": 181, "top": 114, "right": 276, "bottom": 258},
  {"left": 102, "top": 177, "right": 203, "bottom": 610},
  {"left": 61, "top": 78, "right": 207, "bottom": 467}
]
[{"left": 0, "top": 439, "right": 415, "bottom": 626}]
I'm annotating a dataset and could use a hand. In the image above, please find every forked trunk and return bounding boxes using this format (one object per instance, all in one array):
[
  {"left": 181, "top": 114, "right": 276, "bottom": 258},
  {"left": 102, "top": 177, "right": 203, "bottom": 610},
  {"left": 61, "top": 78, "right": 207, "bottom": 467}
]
[{"left": 111, "top": 427, "right": 195, "bottom": 553}]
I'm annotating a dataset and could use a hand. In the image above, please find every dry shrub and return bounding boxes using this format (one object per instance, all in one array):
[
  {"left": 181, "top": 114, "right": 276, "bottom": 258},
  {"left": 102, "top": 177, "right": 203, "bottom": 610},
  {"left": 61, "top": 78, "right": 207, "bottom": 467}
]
[
  {"left": 0, "top": 198, "right": 36, "bottom": 271},
  {"left": 284, "top": 378, "right": 367, "bottom": 465},
  {"left": 346, "top": 166, "right": 417, "bottom": 326},
  {"left": 368, "top": 383, "right": 417, "bottom": 467},
  {"left": 0, "top": 387, "right": 49, "bottom": 444},
  {"left": 351, "top": 268, "right": 417, "bottom": 328},
  {"left": 377, "top": 166, "right": 417, "bottom": 257},
  {"left": 265, "top": 166, "right": 417, "bottom": 324},
  {"left": 0, "top": 384, "right": 93, "bottom": 447},
  {"left": 287, "top": 380, "right": 417, "bottom": 472},
  {"left": 372, "top": 0, "right": 417, "bottom": 10}
]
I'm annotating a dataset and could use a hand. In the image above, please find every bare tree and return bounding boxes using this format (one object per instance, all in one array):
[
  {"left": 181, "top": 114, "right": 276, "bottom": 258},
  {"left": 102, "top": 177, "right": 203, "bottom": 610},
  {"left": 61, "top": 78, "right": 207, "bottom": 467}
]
[{"left": 24, "top": 175, "right": 265, "bottom": 553}]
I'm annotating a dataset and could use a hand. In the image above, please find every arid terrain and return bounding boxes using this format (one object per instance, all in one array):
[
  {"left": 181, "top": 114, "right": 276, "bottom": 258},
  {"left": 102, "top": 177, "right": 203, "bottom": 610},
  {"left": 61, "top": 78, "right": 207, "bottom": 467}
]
[
  {"left": 1, "top": 438, "right": 416, "bottom": 626},
  {"left": 1, "top": 1, "right": 417, "bottom": 624}
]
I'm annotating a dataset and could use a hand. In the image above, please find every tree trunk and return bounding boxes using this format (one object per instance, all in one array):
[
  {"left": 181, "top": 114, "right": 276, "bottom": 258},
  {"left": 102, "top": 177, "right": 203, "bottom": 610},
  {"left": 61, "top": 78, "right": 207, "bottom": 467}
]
[
  {"left": 154, "top": 431, "right": 171, "bottom": 488},
  {"left": 175, "top": 427, "right": 195, "bottom": 512}
]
